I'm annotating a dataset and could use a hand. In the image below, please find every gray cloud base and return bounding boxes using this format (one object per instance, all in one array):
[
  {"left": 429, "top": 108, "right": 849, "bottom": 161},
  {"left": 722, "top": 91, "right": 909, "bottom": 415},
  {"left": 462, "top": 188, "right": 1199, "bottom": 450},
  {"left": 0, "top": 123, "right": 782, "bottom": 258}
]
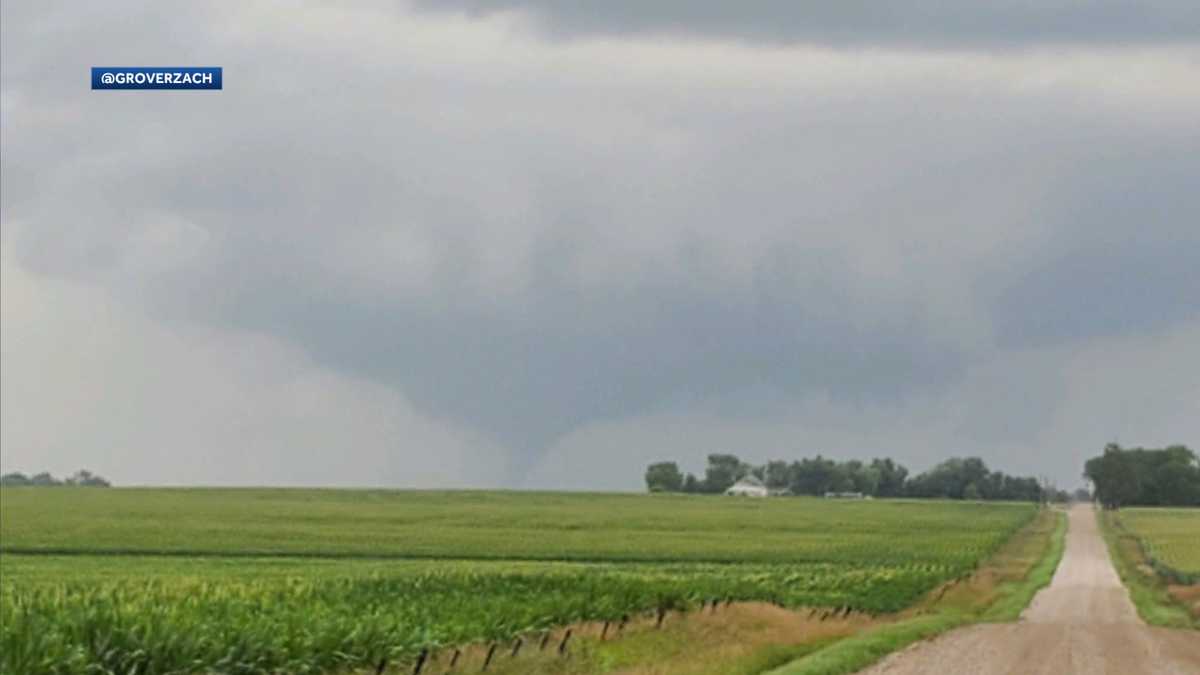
[
  {"left": 412, "top": 0, "right": 1200, "bottom": 46},
  {"left": 2, "top": 3, "right": 1198, "bottom": 488}
]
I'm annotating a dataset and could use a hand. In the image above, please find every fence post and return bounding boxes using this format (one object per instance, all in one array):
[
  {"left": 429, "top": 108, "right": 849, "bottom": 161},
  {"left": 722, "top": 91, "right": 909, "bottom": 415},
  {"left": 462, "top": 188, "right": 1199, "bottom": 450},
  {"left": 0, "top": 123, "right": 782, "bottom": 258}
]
[
  {"left": 481, "top": 643, "right": 497, "bottom": 671},
  {"left": 375, "top": 657, "right": 388, "bottom": 675},
  {"left": 510, "top": 637, "right": 523, "bottom": 658},
  {"left": 557, "top": 629, "right": 572, "bottom": 655}
]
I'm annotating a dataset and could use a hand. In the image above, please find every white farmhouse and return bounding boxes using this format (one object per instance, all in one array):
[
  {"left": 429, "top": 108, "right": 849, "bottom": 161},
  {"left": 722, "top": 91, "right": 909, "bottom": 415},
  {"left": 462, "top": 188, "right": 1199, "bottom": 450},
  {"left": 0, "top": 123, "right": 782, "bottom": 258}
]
[{"left": 725, "top": 475, "right": 768, "bottom": 497}]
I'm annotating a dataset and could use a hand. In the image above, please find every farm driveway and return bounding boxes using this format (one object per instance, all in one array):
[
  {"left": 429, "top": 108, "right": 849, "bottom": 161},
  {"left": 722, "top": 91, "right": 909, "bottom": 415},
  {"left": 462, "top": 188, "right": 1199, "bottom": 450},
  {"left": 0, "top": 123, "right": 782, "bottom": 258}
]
[{"left": 858, "top": 504, "right": 1200, "bottom": 675}]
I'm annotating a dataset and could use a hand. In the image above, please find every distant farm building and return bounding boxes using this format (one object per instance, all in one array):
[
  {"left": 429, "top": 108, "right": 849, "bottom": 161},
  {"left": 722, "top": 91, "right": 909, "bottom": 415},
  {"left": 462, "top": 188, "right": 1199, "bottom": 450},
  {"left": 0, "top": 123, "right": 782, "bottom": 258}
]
[
  {"left": 726, "top": 476, "right": 768, "bottom": 497},
  {"left": 824, "top": 491, "right": 867, "bottom": 499}
]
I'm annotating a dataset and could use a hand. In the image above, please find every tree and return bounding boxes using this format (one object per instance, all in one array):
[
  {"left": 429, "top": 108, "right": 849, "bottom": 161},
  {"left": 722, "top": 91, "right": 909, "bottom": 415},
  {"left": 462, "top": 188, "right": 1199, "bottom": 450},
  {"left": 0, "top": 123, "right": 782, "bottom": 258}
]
[
  {"left": 828, "top": 463, "right": 855, "bottom": 493},
  {"left": 1006, "top": 476, "right": 1042, "bottom": 503},
  {"left": 641, "top": 451, "right": 1056, "bottom": 503},
  {"left": 1152, "top": 457, "right": 1200, "bottom": 506},
  {"left": 29, "top": 472, "right": 62, "bottom": 487},
  {"left": 1085, "top": 444, "right": 1142, "bottom": 509},
  {"left": 1, "top": 470, "right": 110, "bottom": 488},
  {"left": 1085, "top": 443, "right": 1199, "bottom": 508},
  {"left": 906, "top": 457, "right": 1041, "bottom": 502},
  {"left": 789, "top": 456, "right": 838, "bottom": 495},
  {"left": 871, "top": 458, "right": 908, "bottom": 498},
  {"left": 763, "top": 460, "right": 791, "bottom": 490},
  {"left": 961, "top": 458, "right": 990, "bottom": 494},
  {"left": 65, "top": 469, "right": 111, "bottom": 487},
  {"left": 845, "top": 461, "right": 881, "bottom": 495},
  {"left": 702, "top": 454, "right": 744, "bottom": 494},
  {"left": 644, "top": 462, "right": 684, "bottom": 493},
  {"left": 906, "top": 459, "right": 960, "bottom": 498}
]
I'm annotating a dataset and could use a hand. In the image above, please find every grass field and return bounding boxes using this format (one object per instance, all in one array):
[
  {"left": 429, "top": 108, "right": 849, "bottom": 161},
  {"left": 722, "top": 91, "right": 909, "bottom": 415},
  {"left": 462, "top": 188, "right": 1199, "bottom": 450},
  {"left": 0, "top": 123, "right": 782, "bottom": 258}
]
[
  {"left": 1118, "top": 508, "right": 1200, "bottom": 584},
  {"left": 0, "top": 488, "right": 1037, "bottom": 675}
]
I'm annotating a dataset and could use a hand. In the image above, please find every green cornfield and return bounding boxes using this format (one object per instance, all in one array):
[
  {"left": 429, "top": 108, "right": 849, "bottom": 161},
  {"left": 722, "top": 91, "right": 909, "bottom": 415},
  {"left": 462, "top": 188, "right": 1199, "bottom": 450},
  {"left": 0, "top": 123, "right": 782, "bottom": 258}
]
[
  {"left": 0, "top": 488, "right": 1036, "bottom": 674},
  {"left": 1119, "top": 507, "right": 1200, "bottom": 584}
]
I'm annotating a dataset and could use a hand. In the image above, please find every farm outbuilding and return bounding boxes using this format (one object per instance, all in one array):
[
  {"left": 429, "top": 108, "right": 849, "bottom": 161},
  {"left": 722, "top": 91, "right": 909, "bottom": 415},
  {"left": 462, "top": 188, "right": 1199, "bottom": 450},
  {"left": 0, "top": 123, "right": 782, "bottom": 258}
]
[{"left": 725, "top": 476, "right": 768, "bottom": 497}]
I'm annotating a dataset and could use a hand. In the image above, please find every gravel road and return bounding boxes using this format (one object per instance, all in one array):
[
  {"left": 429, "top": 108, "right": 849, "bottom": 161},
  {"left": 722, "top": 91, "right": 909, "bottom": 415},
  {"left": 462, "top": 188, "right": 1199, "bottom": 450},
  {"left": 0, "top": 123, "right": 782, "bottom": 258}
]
[{"left": 858, "top": 504, "right": 1200, "bottom": 675}]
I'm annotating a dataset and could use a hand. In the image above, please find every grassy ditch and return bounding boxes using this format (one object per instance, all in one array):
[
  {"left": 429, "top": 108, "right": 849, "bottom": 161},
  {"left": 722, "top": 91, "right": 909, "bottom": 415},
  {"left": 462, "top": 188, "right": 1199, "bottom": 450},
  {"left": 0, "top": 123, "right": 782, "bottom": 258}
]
[
  {"left": 1098, "top": 510, "right": 1199, "bottom": 630},
  {"left": 414, "top": 604, "right": 849, "bottom": 675}
]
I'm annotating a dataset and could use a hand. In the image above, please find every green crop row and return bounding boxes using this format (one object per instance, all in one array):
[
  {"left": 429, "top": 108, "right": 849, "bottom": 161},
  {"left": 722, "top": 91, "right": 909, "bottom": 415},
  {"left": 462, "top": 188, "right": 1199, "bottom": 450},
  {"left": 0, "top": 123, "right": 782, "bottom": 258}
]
[{"left": 0, "top": 557, "right": 957, "bottom": 675}]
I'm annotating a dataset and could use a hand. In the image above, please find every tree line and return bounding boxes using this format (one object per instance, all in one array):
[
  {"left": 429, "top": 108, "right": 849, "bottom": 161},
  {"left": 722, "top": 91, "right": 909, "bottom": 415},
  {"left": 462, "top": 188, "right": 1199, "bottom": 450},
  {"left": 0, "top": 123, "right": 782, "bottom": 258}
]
[
  {"left": 645, "top": 453, "right": 1059, "bottom": 502},
  {"left": 1084, "top": 443, "right": 1199, "bottom": 509},
  {"left": 0, "top": 469, "right": 112, "bottom": 487}
]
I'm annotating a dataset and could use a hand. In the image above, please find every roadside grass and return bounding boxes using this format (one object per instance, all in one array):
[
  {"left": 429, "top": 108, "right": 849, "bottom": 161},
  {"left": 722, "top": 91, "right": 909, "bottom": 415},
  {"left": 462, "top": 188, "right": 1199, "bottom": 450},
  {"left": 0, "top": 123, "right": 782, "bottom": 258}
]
[
  {"left": 765, "top": 506, "right": 1067, "bottom": 675},
  {"left": 420, "top": 604, "right": 849, "bottom": 675},
  {"left": 1098, "top": 510, "right": 1199, "bottom": 630}
]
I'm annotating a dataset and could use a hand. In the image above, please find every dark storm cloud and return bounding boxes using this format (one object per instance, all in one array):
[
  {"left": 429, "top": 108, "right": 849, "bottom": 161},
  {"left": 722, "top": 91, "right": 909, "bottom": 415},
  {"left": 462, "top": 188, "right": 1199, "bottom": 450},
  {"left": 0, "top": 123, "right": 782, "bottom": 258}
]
[
  {"left": 983, "top": 141, "right": 1200, "bottom": 349},
  {"left": 411, "top": 0, "right": 1200, "bottom": 46},
  {"left": 3, "top": 2, "right": 1199, "bottom": 487},
  {"left": 991, "top": 236, "right": 1200, "bottom": 349},
  {"left": 213, "top": 264, "right": 966, "bottom": 461},
  {"left": 979, "top": 145, "right": 1200, "bottom": 345}
]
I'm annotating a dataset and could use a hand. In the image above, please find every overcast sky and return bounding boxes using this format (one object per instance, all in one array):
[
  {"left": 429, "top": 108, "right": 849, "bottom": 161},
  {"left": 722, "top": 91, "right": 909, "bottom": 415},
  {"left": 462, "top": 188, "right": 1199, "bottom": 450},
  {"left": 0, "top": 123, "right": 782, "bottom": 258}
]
[{"left": 2, "top": 2, "right": 1197, "bottom": 489}]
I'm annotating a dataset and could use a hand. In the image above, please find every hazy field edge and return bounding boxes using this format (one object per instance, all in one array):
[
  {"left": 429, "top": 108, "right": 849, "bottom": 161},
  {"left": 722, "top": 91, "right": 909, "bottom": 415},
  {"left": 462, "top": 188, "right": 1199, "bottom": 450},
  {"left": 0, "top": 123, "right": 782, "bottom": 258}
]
[
  {"left": 764, "top": 508, "right": 1067, "bottom": 675},
  {"left": 1098, "top": 510, "right": 1199, "bottom": 630}
]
